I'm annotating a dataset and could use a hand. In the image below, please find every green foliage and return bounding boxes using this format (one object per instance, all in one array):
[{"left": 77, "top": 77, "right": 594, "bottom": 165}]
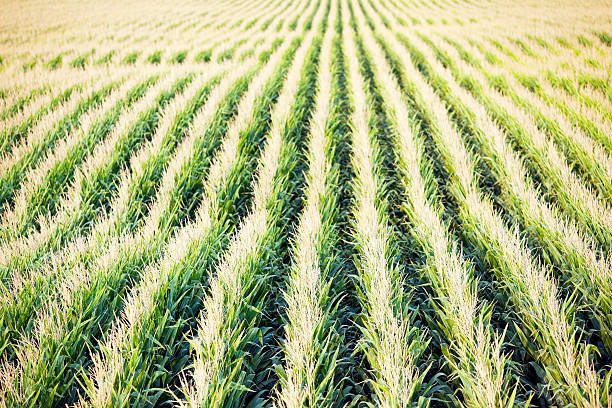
[
  {"left": 121, "top": 51, "right": 140, "bottom": 64},
  {"left": 0, "top": 81, "right": 119, "bottom": 212},
  {"left": 146, "top": 50, "right": 162, "bottom": 64},
  {"left": 594, "top": 30, "right": 612, "bottom": 46},
  {"left": 22, "top": 56, "right": 37, "bottom": 71},
  {"left": 71, "top": 36, "right": 306, "bottom": 408},
  {"left": 69, "top": 53, "right": 88, "bottom": 68},
  {"left": 45, "top": 54, "right": 63, "bottom": 70},
  {"left": 0, "top": 84, "right": 80, "bottom": 155},
  {"left": 2, "top": 2, "right": 612, "bottom": 408},
  {"left": 169, "top": 50, "right": 188, "bottom": 63},
  {"left": 194, "top": 49, "right": 212, "bottom": 62},
  {"left": 94, "top": 50, "right": 115, "bottom": 65},
  {"left": 577, "top": 34, "right": 593, "bottom": 47}
]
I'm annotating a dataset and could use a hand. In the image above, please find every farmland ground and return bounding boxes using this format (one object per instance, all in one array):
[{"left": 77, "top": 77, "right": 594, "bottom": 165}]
[{"left": 0, "top": 0, "right": 611, "bottom": 407}]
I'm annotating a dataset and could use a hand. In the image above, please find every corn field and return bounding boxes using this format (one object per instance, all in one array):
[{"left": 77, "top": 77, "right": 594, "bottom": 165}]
[{"left": 0, "top": 0, "right": 611, "bottom": 406}]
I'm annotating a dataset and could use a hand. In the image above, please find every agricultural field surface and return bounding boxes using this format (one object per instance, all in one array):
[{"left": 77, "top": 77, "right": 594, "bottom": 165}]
[{"left": 0, "top": 0, "right": 612, "bottom": 406}]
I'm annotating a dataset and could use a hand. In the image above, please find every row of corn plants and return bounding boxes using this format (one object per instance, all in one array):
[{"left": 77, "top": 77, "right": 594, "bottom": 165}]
[
  {"left": 0, "top": 83, "right": 51, "bottom": 121},
  {"left": 442, "top": 36, "right": 612, "bottom": 156},
  {"left": 89, "top": 69, "right": 226, "bottom": 238},
  {"left": 24, "top": 0, "right": 272, "bottom": 72},
  {"left": 2, "top": 74, "right": 158, "bottom": 239},
  {"left": 0, "top": 68, "right": 228, "bottom": 360},
  {"left": 544, "top": 68, "right": 612, "bottom": 120},
  {"left": 481, "top": 34, "right": 611, "bottom": 99},
  {"left": 151, "top": 0, "right": 300, "bottom": 68},
  {"left": 73, "top": 16, "right": 320, "bottom": 406},
  {"left": 437, "top": 37, "right": 612, "bottom": 250},
  {"left": 368, "top": 0, "right": 612, "bottom": 354},
  {"left": 353, "top": 2, "right": 517, "bottom": 407},
  {"left": 273, "top": 1, "right": 347, "bottom": 406},
  {"left": 514, "top": 69, "right": 612, "bottom": 156},
  {"left": 0, "top": 71, "right": 196, "bottom": 355},
  {"left": 409, "top": 34, "right": 612, "bottom": 356},
  {"left": 470, "top": 34, "right": 612, "bottom": 133},
  {"left": 361, "top": 2, "right": 609, "bottom": 405},
  {"left": 0, "top": 71, "right": 194, "bottom": 276},
  {"left": 0, "top": 36, "right": 291, "bottom": 407},
  {"left": 0, "top": 71, "right": 113, "bottom": 125},
  {"left": 313, "top": 6, "right": 364, "bottom": 403},
  {"left": 0, "top": 77, "right": 123, "bottom": 208},
  {"left": 479, "top": 49, "right": 612, "bottom": 204},
  {"left": 176, "top": 7, "right": 327, "bottom": 407},
  {"left": 0, "top": 81, "right": 84, "bottom": 155},
  {"left": 402, "top": 30, "right": 612, "bottom": 251},
  {"left": 231, "top": 0, "right": 313, "bottom": 60},
  {"left": 342, "top": 2, "right": 431, "bottom": 406}
]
